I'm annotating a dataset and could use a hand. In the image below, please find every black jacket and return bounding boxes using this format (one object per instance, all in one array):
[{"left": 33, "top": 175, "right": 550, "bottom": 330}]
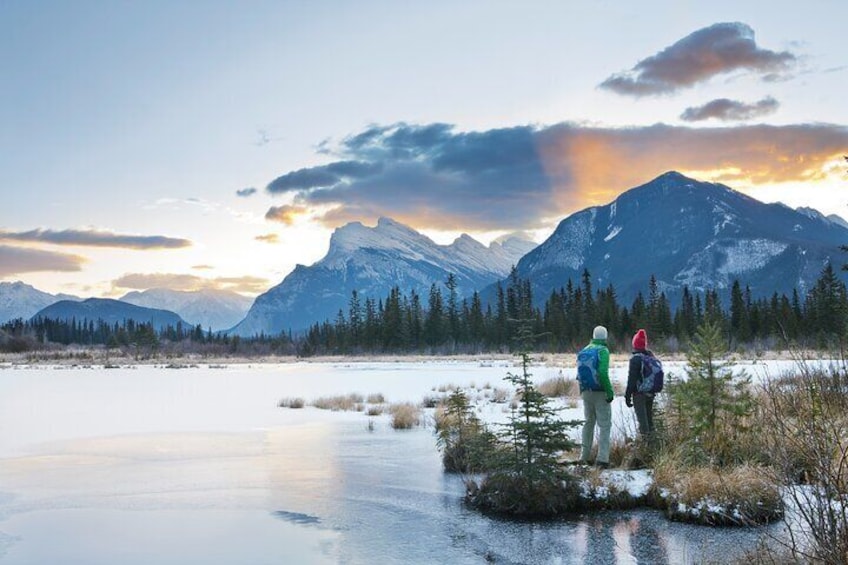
[{"left": 626, "top": 348, "right": 653, "bottom": 399}]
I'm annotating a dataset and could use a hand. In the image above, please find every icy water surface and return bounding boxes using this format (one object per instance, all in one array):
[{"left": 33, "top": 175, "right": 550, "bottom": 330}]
[{"left": 0, "top": 362, "right": 784, "bottom": 564}]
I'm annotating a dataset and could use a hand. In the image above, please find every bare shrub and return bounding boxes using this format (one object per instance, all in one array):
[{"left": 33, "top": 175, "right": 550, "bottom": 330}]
[
  {"left": 490, "top": 387, "right": 510, "bottom": 403},
  {"left": 366, "top": 405, "right": 383, "bottom": 416},
  {"left": 366, "top": 393, "right": 385, "bottom": 404},
  {"left": 390, "top": 403, "right": 421, "bottom": 429},
  {"left": 421, "top": 395, "right": 442, "bottom": 408},
  {"left": 278, "top": 397, "right": 305, "bottom": 409},
  {"left": 755, "top": 362, "right": 848, "bottom": 563}
]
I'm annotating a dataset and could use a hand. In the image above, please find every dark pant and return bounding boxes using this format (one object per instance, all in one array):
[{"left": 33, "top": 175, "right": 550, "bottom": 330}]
[{"left": 633, "top": 393, "right": 654, "bottom": 438}]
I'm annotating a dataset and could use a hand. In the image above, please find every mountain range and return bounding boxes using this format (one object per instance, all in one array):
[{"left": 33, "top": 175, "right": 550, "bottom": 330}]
[
  {"left": 229, "top": 217, "right": 535, "bottom": 336},
  {"left": 506, "top": 171, "right": 848, "bottom": 306},
  {"left": 120, "top": 288, "right": 253, "bottom": 331},
  {"left": 4, "top": 171, "right": 848, "bottom": 337}
]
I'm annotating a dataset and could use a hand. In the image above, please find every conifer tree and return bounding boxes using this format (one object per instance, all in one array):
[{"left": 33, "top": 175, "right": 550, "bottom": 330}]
[
  {"left": 670, "top": 320, "right": 753, "bottom": 466},
  {"left": 436, "top": 388, "right": 495, "bottom": 473},
  {"left": 468, "top": 329, "right": 582, "bottom": 515}
]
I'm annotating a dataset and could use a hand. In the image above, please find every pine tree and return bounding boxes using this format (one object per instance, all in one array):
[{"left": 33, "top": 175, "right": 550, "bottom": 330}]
[
  {"left": 468, "top": 342, "right": 582, "bottom": 516},
  {"left": 445, "top": 273, "right": 460, "bottom": 345},
  {"left": 805, "top": 262, "right": 847, "bottom": 343},
  {"left": 670, "top": 320, "right": 753, "bottom": 466},
  {"left": 425, "top": 283, "right": 445, "bottom": 347},
  {"left": 436, "top": 388, "right": 495, "bottom": 473}
]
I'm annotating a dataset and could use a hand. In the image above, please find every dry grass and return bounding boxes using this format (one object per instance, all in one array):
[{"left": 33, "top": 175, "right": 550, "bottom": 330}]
[
  {"left": 433, "top": 404, "right": 449, "bottom": 432},
  {"left": 278, "top": 397, "right": 305, "bottom": 409},
  {"left": 537, "top": 376, "right": 578, "bottom": 398},
  {"left": 366, "top": 405, "right": 383, "bottom": 416},
  {"left": 366, "top": 392, "right": 385, "bottom": 404},
  {"left": 312, "top": 393, "right": 365, "bottom": 411},
  {"left": 390, "top": 402, "right": 421, "bottom": 429},
  {"left": 652, "top": 457, "right": 782, "bottom": 526}
]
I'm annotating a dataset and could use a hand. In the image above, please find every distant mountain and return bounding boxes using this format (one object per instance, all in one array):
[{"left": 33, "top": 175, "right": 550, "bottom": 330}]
[
  {"left": 797, "top": 206, "right": 848, "bottom": 231},
  {"left": 230, "top": 217, "right": 535, "bottom": 336},
  {"left": 120, "top": 288, "right": 253, "bottom": 331},
  {"left": 0, "top": 281, "right": 79, "bottom": 323},
  {"left": 504, "top": 171, "right": 848, "bottom": 306},
  {"left": 32, "top": 298, "right": 189, "bottom": 330}
]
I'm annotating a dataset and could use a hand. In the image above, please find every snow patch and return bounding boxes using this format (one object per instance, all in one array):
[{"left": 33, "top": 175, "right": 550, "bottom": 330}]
[
  {"left": 604, "top": 226, "right": 622, "bottom": 242},
  {"left": 718, "top": 239, "right": 789, "bottom": 275},
  {"left": 527, "top": 209, "right": 596, "bottom": 271},
  {"left": 675, "top": 239, "right": 788, "bottom": 288}
]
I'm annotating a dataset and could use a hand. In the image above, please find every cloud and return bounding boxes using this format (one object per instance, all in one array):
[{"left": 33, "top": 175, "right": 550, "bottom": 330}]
[
  {"left": 599, "top": 22, "right": 796, "bottom": 96},
  {"left": 265, "top": 204, "right": 308, "bottom": 225},
  {"left": 112, "top": 273, "right": 269, "bottom": 294},
  {"left": 261, "top": 121, "right": 848, "bottom": 230},
  {"left": 267, "top": 161, "right": 383, "bottom": 193},
  {"left": 0, "top": 245, "right": 85, "bottom": 276},
  {"left": 255, "top": 233, "right": 279, "bottom": 243},
  {"left": 236, "top": 187, "right": 258, "bottom": 197},
  {"left": 192, "top": 264, "right": 214, "bottom": 270},
  {"left": 680, "top": 96, "right": 780, "bottom": 122},
  {"left": 0, "top": 228, "right": 191, "bottom": 249}
]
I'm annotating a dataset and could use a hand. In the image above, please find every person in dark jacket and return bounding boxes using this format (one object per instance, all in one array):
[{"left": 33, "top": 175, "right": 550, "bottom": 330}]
[{"left": 625, "top": 328, "right": 655, "bottom": 439}]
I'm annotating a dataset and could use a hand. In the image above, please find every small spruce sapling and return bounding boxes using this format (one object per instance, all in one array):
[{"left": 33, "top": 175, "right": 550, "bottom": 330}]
[
  {"left": 436, "top": 388, "right": 495, "bottom": 473},
  {"left": 670, "top": 320, "right": 753, "bottom": 466}
]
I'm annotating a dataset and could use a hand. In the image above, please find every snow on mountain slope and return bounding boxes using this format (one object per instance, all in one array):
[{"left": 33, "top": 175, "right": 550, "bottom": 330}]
[
  {"left": 505, "top": 171, "right": 848, "bottom": 305},
  {"left": 120, "top": 288, "right": 253, "bottom": 331},
  {"left": 0, "top": 282, "right": 79, "bottom": 323},
  {"left": 230, "top": 218, "right": 534, "bottom": 336}
]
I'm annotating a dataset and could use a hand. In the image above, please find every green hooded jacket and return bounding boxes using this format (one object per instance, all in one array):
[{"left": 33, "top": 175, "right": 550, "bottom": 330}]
[{"left": 582, "top": 338, "right": 613, "bottom": 400}]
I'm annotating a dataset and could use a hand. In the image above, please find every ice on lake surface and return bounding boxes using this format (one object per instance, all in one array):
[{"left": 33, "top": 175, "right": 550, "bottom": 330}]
[{"left": 0, "top": 360, "right": 799, "bottom": 564}]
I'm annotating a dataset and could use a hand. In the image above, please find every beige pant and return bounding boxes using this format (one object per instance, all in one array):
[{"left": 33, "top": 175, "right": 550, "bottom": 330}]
[{"left": 581, "top": 390, "right": 612, "bottom": 463}]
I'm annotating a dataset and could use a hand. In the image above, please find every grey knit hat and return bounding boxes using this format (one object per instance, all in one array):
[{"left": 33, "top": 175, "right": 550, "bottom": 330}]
[{"left": 593, "top": 325, "right": 608, "bottom": 340}]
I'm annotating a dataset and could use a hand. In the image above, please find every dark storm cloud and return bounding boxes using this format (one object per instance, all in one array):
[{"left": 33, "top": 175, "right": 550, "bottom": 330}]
[
  {"left": 266, "top": 161, "right": 383, "bottom": 194},
  {"left": 0, "top": 229, "right": 191, "bottom": 249},
  {"left": 262, "top": 121, "right": 848, "bottom": 231},
  {"left": 680, "top": 96, "right": 780, "bottom": 122},
  {"left": 236, "top": 187, "right": 258, "bottom": 197},
  {"left": 0, "top": 245, "right": 85, "bottom": 276},
  {"left": 600, "top": 22, "right": 796, "bottom": 96}
]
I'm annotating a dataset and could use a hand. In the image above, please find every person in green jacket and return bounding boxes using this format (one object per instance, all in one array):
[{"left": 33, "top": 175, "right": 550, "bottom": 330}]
[{"left": 579, "top": 325, "right": 614, "bottom": 468}]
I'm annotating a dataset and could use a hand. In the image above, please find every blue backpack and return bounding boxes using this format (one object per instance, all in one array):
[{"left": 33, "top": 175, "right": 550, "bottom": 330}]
[
  {"left": 638, "top": 353, "right": 664, "bottom": 393},
  {"left": 577, "top": 346, "right": 603, "bottom": 391}
]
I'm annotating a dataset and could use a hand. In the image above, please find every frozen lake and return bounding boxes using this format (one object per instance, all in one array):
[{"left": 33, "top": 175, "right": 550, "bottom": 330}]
[{"left": 0, "top": 360, "right": 796, "bottom": 564}]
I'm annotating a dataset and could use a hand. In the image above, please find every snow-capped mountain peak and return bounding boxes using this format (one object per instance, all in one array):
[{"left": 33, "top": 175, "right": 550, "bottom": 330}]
[
  {"left": 0, "top": 282, "right": 79, "bottom": 323},
  {"left": 504, "top": 171, "right": 848, "bottom": 305},
  {"left": 230, "top": 217, "right": 534, "bottom": 335},
  {"left": 120, "top": 288, "right": 253, "bottom": 331}
]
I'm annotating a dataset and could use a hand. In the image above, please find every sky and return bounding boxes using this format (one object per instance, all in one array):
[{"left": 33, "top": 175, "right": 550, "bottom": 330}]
[{"left": 2, "top": 0, "right": 846, "bottom": 298}]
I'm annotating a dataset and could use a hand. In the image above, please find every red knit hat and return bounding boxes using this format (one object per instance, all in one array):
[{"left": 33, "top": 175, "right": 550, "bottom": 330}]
[{"left": 632, "top": 329, "right": 647, "bottom": 350}]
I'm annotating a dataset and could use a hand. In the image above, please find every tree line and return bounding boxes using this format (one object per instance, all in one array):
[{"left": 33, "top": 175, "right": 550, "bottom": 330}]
[
  {"left": 299, "top": 263, "right": 848, "bottom": 355},
  {"left": 2, "top": 263, "right": 846, "bottom": 355}
]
